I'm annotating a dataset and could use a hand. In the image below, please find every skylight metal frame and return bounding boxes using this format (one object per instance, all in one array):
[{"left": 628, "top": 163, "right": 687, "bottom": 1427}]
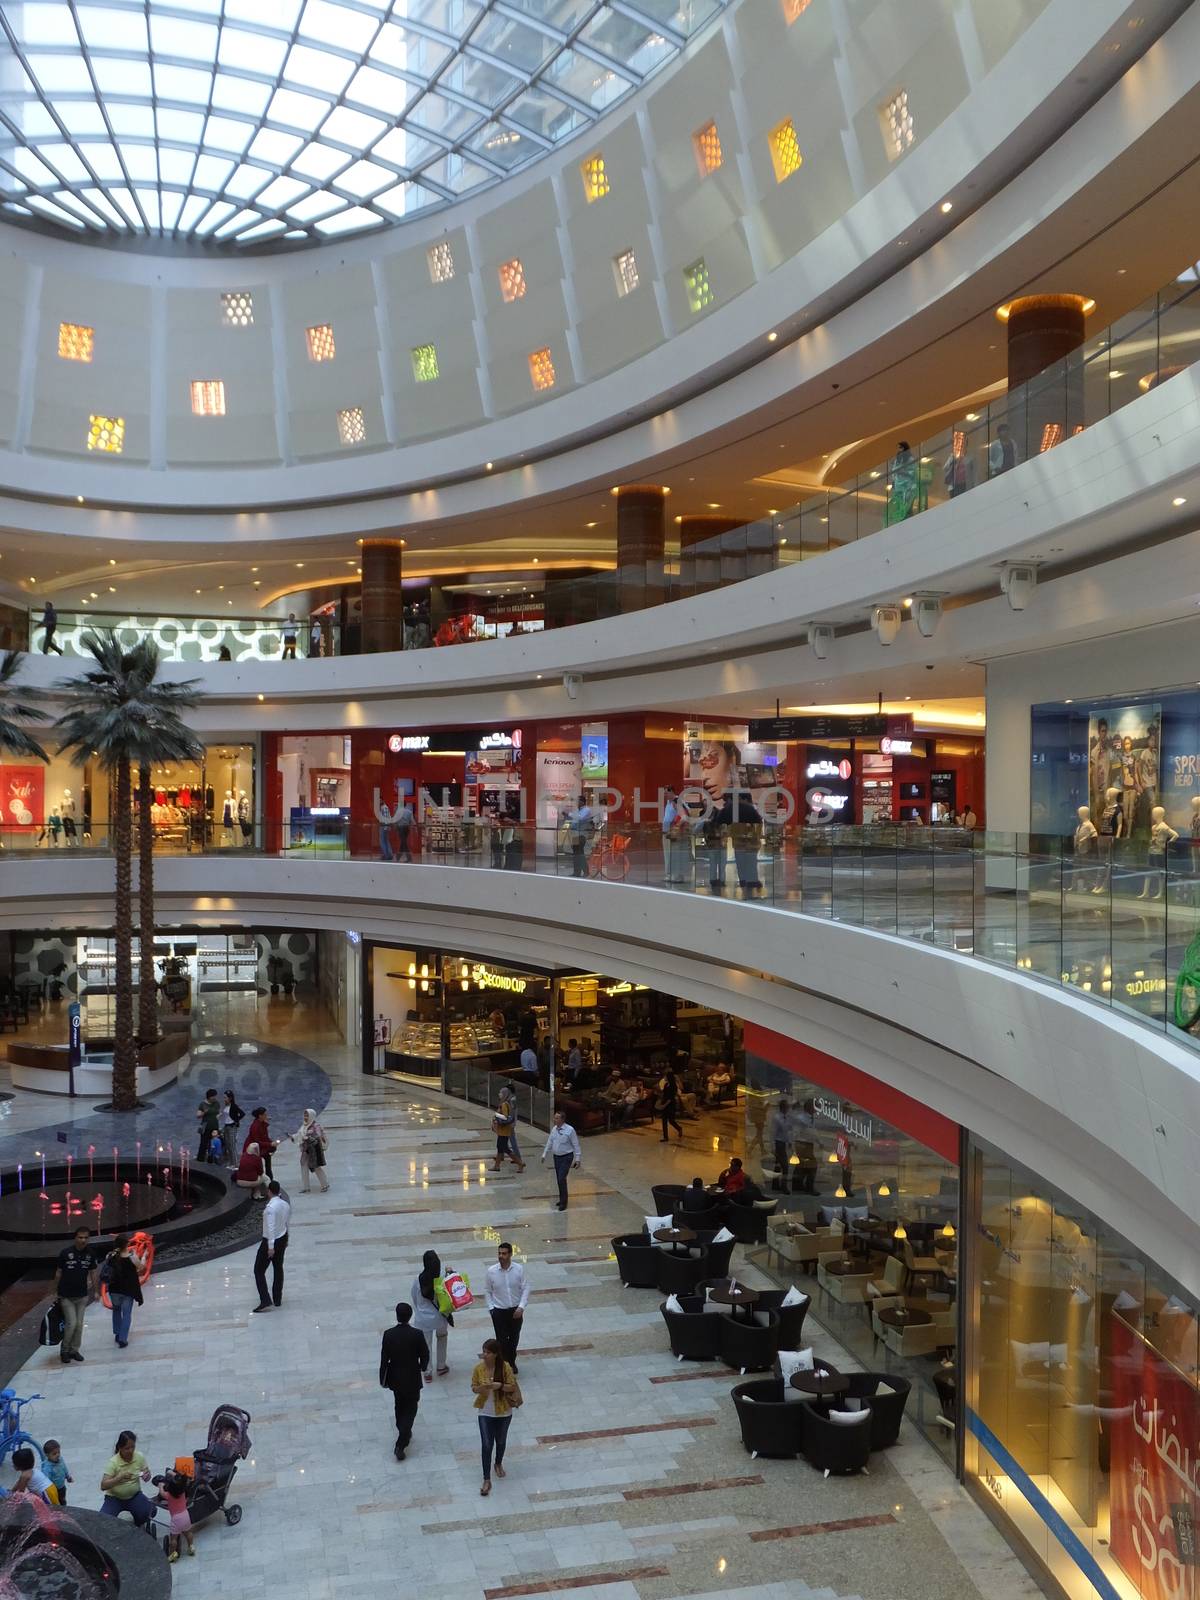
[{"left": 0, "top": 0, "right": 730, "bottom": 251}]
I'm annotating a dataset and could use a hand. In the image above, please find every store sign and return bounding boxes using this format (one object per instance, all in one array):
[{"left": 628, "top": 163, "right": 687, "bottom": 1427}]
[
  {"left": 388, "top": 734, "right": 429, "bottom": 752},
  {"left": 808, "top": 789, "right": 850, "bottom": 814},
  {"left": 813, "top": 1094, "right": 873, "bottom": 1146},
  {"left": 1110, "top": 1313, "right": 1200, "bottom": 1600},
  {"left": 470, "top": 963, "right": 527, "bottom": 994},
  {"left": 880, "top": 736, "right": 913, "bottom": 755},
  {"left": 478, "top": 732, "right": 514, "bottom": 749},
  {"left": 807, "top": 759, "right": 853, "bottom": 780}
]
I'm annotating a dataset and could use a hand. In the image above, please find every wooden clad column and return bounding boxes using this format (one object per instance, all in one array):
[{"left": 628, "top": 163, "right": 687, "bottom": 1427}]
[
  {"left": 615, "top": 485, "right": 666, "bottom": 613},
  {"left": 360, "top": 538, "right": 404, "bottom": 653},
  {"left": 678, "top": 514, "right": 741, "bottom": 596},
  {"left": 1002, "top": 294, "right": 1089, "bottom": 459}
]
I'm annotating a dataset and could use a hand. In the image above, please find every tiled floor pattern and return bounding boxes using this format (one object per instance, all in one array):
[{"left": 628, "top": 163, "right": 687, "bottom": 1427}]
[{"left": 0, "top": 1003, "right": 1046, "bottom": 1600}]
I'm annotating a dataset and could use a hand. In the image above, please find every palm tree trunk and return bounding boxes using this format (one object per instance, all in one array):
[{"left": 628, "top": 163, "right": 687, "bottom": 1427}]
[
  {"left": 137, "top": 762, "right": 158, "bottom": 1047},
  {"left": 111, "top": 758, "right": 137, "bottom": 1110}
]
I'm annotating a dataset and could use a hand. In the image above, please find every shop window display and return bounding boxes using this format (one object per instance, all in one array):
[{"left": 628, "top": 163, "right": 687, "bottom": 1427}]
[
  {"left": 966, "top": 1137, "right": 1198, "bottom": 1600},
  {"left": 136, "top": 743, "right": 255, "bottom": 852}
]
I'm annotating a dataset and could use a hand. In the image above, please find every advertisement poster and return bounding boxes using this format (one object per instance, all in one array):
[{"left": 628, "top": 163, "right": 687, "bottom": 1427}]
[
  {"left": 535, "top": 749, "right": 581, "bottom": 856},
  {"left": 0, "top": 763, "right": 44, "bottom": 832},
  {"left": 683, "top": 724, "right": 785, "bottom": 811},
  {"left": 1159, "top": 700, "right": 1200, "bottom": 831},
  {"left": 804, "top": 748, "right": 854, "bottom": 825},
  {"left": 1088, "top": 704, "right": 1160, "bottom": 835},
  {"left": 1110, "top": 1312, "right": 1199, "bottom": 1600},
  {"left": 581, "top": 723, "right": 608, "bottom": 785}
]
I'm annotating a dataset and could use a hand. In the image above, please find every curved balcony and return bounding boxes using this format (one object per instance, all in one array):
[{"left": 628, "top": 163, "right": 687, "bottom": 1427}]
[
  {"left": 0, "top": 834, "right": 1195, "bottom": 1299},
  {"left": 19, "top": 271, "right": 1200, "bottom": 666}
]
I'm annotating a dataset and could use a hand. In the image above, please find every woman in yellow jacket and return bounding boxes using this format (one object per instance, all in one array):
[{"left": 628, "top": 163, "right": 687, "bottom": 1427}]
[{"left": 472, "top": 1337, "right": 520, "bottom": 1495}]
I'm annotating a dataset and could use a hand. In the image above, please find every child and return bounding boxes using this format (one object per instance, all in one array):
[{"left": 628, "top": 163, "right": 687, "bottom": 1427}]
[
  {"left": 10, "top": 1447, "right": 54, "bottom": 1503},
  {"left": 41, "top": 1439, "right": 72, "bottom": 1505},
  {"left": 159, "top": 1469, "right": 195, "bottom": 1561}
]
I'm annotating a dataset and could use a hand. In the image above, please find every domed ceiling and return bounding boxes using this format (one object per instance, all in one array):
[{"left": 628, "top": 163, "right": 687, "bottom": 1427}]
[{"left": 0, "top": 0, "right": 729, "bottom": 249}]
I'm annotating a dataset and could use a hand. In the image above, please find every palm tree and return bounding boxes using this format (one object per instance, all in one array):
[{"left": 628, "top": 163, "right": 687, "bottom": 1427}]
[
  {"left": 0, "top": 651, "right": 49, "bottom": 762},
  {"left": 54, "top": 633, "right": 200, "bottom": 1109}
]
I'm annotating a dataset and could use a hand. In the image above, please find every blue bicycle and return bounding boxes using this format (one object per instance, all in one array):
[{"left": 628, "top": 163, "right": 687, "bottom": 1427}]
[{"left": 0, "top": 1389, "right": 45, "bottom": 1469}]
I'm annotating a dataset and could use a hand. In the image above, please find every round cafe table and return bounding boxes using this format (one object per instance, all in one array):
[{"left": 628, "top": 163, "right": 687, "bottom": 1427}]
[
  {"left": 876, "top": 1306, "right": 932, "bottom": 1330},
  {"left": 653, "top": 1226, "right": 697, "bottom": 1256},
  {"left": 708, "top": 1284, "right": 760, "bottom": 1321},
  {"left": 822, "top": 1257, "right": 870, "bottom": 1277},
  {"left": 790, "top": 1367, "right": 849, "bottom": 1398}
]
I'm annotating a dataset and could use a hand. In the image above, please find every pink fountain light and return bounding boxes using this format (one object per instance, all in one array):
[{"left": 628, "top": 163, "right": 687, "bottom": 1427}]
[
  {"left": 87, "top": 1145, "right": 95, "bottom": 1181},
  {"left": 135, "top": 1141, "right": 141, "bottom": 1178},
  {"left": 121, "top": 1182, "right": 130, "bottom": 1199},
  {"left": 112, "top": 1147, "right": 118, "bottom": 1183}
]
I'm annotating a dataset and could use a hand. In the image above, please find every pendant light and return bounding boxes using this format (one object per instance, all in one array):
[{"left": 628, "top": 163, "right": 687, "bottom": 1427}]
[
  {"left": 893, "top": 1222, "right": 908, "bottom": 1240},
  {"left": 788, "top": 1153, "right": 800, "bottom": 1166},
  {"left": 834, "top": 1184, "right": 847, "bottom": 1199},
  {"left": 942, "top": 1222, "right": 956, "bottom": 1239},
  {"left": 877, "top": 1181, "right": 891, "bottom": 1197},
  {"left": 827, "top": 1150, "right": 839, "bottom": 1164}
]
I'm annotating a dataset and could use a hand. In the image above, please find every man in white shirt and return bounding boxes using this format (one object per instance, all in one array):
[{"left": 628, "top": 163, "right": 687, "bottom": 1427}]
[
  {"left": 519, "top": 1045, "right": 539, "bottom": 1085},
  {"left": 541, "top": 1112, "right": 582, "bottom": 1210},
  {"left": 485, "top": 1242, "right": 530, "bottom": 1373},
  {"left": 252, "top": 1181, "right": 291, "bottom": 1312}
]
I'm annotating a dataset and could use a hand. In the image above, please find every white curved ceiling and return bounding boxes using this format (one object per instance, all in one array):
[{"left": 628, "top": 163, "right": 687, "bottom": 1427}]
[{"left": 0, "top": 0, "right": 729, "bottom": 248}]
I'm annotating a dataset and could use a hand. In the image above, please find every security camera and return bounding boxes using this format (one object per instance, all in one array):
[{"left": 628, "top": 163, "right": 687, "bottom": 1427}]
[
  {"left": 870, "top": 604, "right": 902, "bottom": 646},
  {"left": 563, "top": 672, "right": 582, "bottom": 701},
  {"left": 912, "top": 594, "right": 943, "bottom": 639},
  {"left": 808, "top": 624, "right": 834, "bottom": 660},
  {"left": 999, "top": 563, "right": 1037, "bottom": 612}
]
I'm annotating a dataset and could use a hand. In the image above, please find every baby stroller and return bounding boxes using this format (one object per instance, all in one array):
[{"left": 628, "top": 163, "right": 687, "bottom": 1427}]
[{"left": 154, "top": 1404, "right": 251, "bottom": 1541}]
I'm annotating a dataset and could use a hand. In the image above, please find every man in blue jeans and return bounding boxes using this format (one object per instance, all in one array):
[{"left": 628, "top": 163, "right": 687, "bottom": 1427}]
[{"left": 541, "top": 1112, "right": 581, "bottom": 1211}]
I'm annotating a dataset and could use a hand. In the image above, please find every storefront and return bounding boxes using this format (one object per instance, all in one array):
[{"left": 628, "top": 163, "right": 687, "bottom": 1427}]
[
  {"left": 745, "top": 1024, "right": 961, "bottom": 1456},
  {"left": 964, "top": 1138, "right": 1199, "bottom": 1600}
]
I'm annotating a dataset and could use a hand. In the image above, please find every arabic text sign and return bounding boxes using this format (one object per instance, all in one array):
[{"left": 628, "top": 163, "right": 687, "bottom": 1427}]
[{"left": 1110, "top": 1312, "right": 1199, "bottom": 1600}]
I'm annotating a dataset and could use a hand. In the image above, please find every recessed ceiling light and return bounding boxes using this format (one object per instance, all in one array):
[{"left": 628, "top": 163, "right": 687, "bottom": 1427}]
[
  {"left": 296, "top": 562, "right": 304, "bottom": 568},
  {"left": 195, "top": 589, "right": 201, "bottom": 594},
  {"left": 218, "top": 585, "right": 224, "bottom": 591},
  {"left": 257, "top": 694, "right": 264, "bottom": 703},
  {"left": 1173, "top": 496, "right": 1187, "bottom": 506},
  {"left": 108, "top": 586, "right": 115, "bottom": 592},
  {"left": 1116, "top": 267, "right": 1127, "bottom": 275},
  {"left": 251, "top": 566, "right": 259, "bottom": 572},
  {"left": 108, "top": 558, "right": 116, "bottom": 566},
  {"left": 940, "top": 200, "right": 953, "bottom": 214},
  {"left": 767, "top": 331, "right": 778, "bottom": 342},
  {"left": 485, "top": 462, "right": 494, "bottom": 471},
  {"left": 1108, "top": 369, "right": 1124, "bottom": 379},
  {"left": 779, "top": 537, "right": 788, "bottom": 545},
  {"left": 902, "top": 597, "right": 912, "bottom": 607},
  {"left": 965, "top": 411, "right": 979, "bottom": 421},
  {"left": 707, "top": 502, "right": 721, "bottom": 509},
  {"left": 90, "top": 591, "right": 98, "bottom": 599},
  {"left": 532, "top": 557, "right": 539, "bottom": 563},
  {"left": 76, "top": 495, "right": 84, "bottom": 504}
]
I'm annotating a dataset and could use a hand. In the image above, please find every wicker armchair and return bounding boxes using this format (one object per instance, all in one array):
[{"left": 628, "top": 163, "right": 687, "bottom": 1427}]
[
  {"left": 660, "top": 1295, "right": 723, "bottom": 1362},
  {"left": 842, "top": 1371, "right": 911, "bottom": 1449},
  {"left": 611, "top": 1233, "right": 659, "bottom": 1289},
  {"left": 799, "top": 1403, "right": 872, "bottom": 1476},
  {"left": 718, "top": 1309, "right": 781, "bottom": 1373},
  {"left": 731, "top": 1378, "right": 805, "bottom": 1458}
]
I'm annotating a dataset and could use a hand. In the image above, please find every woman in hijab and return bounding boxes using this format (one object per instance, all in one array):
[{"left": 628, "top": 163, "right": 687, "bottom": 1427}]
[
  {"left": 411, "top": 1249, "right": 451, "bottom": 1379},
  {"left": 293, "top": 1107, "right": 329, "bottom": 1193}
]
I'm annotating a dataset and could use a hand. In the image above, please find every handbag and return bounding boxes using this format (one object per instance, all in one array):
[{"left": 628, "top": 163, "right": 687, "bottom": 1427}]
[
  {"left": 434, "top": 1271, "right": 473, "bottom": 1314},
  {"left": 506, "top": 1374, "right": 524, "bottom": 1409}
]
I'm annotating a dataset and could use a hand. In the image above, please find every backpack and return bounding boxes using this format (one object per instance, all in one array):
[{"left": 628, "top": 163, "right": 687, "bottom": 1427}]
[{"left": 39, "top": 1302, "right": 65, "bottom": 1346}]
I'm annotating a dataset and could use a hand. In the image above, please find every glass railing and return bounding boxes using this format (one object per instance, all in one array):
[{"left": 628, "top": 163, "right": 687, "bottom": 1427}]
[
  {"left": 5, "top": 819, "right": 1200, "bottom": 1054},
  {"left": 25, "top": 274, "right": 1200, "bottom": 661}
]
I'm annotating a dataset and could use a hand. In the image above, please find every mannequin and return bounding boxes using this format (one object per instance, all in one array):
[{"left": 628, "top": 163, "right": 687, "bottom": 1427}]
[
  {"left": 222, "top": 789, "right": 235, "bottom": 844},
  {"left": 1072, "top": 805, "right": 1098, "bottom": 893},
  {"left": 60, "top": 788, "right": 77, "bottom": 845},
  {"left": 1097, "top": 786, "right": 1125, "bottom": 840},
  {"left": 1138, "top": 805, "right": 1179, "bottom": 900},
  {"left": 237, "top": 788, "right": 252, "bottom": 845}
]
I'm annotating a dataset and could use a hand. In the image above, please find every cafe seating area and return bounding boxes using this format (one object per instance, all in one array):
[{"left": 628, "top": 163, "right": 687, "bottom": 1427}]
[{"left": 730, "top": 1360, "right": 912, "bottom": 1475}]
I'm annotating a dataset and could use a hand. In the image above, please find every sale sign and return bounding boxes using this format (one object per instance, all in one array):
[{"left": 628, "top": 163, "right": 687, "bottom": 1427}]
[
  {"left": 0, "top": 763, "right": 44, "bottom": 831},
  {"left": 1110, "top": 1312, "right": 1199, "bottom": 1600}
]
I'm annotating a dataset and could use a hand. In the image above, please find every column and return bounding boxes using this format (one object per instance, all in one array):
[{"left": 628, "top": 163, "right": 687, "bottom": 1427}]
[
  {"left": 1001, "top": 294, "right": 1090, "bottom": 458},
  {"left": 614, "top": 485, "right": 666, "bottom": 613},
  {"left": 360, "top": 538, "right": 404, "bottom": 653},
  {"left": 678, "top": 514, "right": 741, "bottom": 596}
]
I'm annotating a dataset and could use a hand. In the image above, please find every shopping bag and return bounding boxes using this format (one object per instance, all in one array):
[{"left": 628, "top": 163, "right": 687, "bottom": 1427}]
[
  {"left": 38, "top": 1302, "right": 65, "bottom": 1347},
  {"left": 435, "top": 1271, "right": 473, "bottom": 1313}
]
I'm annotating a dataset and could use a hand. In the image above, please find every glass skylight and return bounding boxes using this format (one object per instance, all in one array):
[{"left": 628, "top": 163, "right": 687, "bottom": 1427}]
[{"left": 0, "top": 0, "right": 731, "bottom": 252}]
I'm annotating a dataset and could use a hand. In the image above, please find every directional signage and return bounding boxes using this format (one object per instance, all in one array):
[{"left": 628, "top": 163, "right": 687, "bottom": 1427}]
[{"left": 749, "top": 714, "right": 889, "bottom": 741}]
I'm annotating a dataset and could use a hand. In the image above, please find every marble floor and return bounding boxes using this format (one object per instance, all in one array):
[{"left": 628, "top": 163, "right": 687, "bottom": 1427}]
[{"left": 0, "top": 1002, "right": 1046, "bottom": 1600}]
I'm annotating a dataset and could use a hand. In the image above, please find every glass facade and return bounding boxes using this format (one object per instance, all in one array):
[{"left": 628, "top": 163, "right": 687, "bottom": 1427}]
[
  {"left": 745, "top": 1030, "right": 960, "bottom": 1458},
  {"left": 966, "top": 1137, "right": 1199, "bottom": 1600}
]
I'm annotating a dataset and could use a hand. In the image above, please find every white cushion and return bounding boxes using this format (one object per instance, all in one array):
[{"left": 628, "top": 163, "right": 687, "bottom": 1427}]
[
  {"left": 876, "top": 1379, "right": 899, "bottom": 1393},
  {"left": 711, "top": 1226, "right": 734, "bottom": 1243},
  {"left": 780, "top": 1285, "right": 807, "bottom": 1308},
  {"left": 827, "top": 1408, "right": 871, "bottom": 1427},
  {"left": 842, "top": 1205, "right": 870, "bottom": 1223},
  {"left": 644, "top": 1213, "right": 674, "bottom": 1244},
  {"left": 776, "top": 1347, "right": 815, "bottom": 1383},
  {"left": 664, "top": 1293, "right": 684, "bottom": 1315},
  {"left": 701, "top": 1298, "right": 725, "bottom": 1314}
]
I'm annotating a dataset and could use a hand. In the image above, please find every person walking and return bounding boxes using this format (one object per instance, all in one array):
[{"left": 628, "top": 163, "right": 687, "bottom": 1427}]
[
  {"left": 219, "top": 1087, "right": 244, "bottom": 1149},
  {"left": 379, "top": 1302, "right": 429, "bottom": 1461},
  {"left": 494, "top": 1084, "right": 524, "bottom": 1170},
  {"left": 377, "top": 801, "right": 394, "bottom": 861},
  {"left": 541, "top": 1111, "right": 581, "bottom": 1211},
  {"left": 567, "top": 794, "right": 593, "bottom": 877},
  {"left": 99, "top": 1432, "right": 155, "bottom": 1526},
  {"left": 281, "top": 613, "right": 299, "bottom": 659},
  {"left": 295, "top": 1107, "right": 329, "bottom": 1193},
  {"left": 53, "top": 1227, "right": 98, "bottom": 1365},
  {"left": 196, "top": 1088, "right": 220, "bottom": 1163},
  {"left": 39, "top": 600, "right": 63, "bottom": 655},
  {"left": 411, "top": 1249, "right": 451, "bottom": 1378},
  {"left": 105, "top": 1236, "right": 143, "bottom": 1348},
  {"left": 491, "top": 1092, "right": 524, "bottom": 1172},
  {"left": 655, "top": 1069, "right": 684, "bottom": 1143},
  {"left": 251, "top": 1181, "right": 291, "bottom": 1313},
  {"left": 485, "top": 1242, "right": 529, "bottom": 1373},
  {"left": 394, "top": 798, "right": 415, "bottom": 862},
  {"left": 471, "top": 1337, "right": 520, "bottom": 1496}
]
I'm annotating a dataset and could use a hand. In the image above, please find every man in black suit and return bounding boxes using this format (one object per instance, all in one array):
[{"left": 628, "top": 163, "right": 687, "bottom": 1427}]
[
  {"left": 379, "top": 1303, "right": 429, "bottom": 1461},
  {"left": 680, "top": 1177, "right": 710, "bottom": 1213}
]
